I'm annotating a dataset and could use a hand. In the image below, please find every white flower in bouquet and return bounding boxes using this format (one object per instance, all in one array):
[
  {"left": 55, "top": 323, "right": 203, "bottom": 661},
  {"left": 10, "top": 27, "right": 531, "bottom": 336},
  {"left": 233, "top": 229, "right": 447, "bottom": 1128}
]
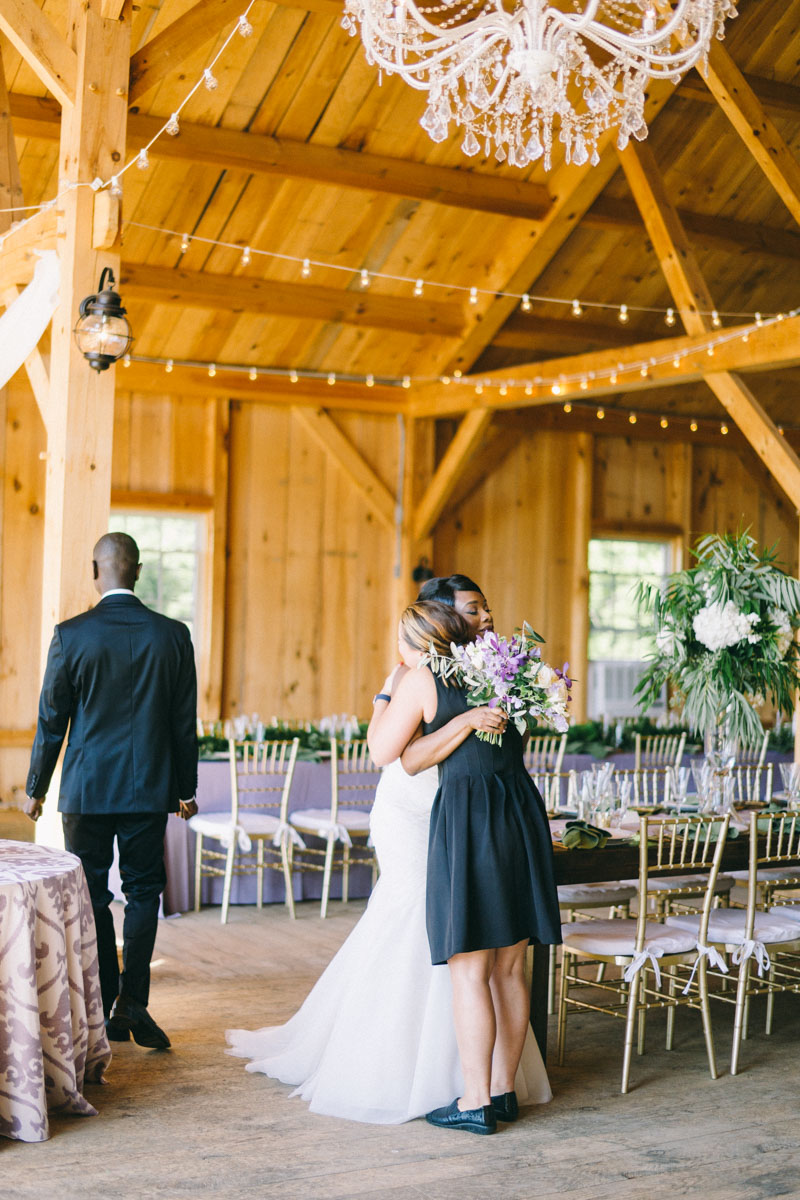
[
  {"left": 769, "top": 607, "right": 794, "bottom": 658},
  {"left": 535, "top": 663, "right": 557, "bottom": 688},
  {"left": 692, "top": 600, "right": 759, "bottom": 652}
]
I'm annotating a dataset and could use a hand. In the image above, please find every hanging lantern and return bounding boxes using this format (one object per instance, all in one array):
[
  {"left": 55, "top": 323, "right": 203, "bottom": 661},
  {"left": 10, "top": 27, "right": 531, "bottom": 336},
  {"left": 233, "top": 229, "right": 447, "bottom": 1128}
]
[{"left": 73, "top": 267, "right": 133, "bottom": 372}]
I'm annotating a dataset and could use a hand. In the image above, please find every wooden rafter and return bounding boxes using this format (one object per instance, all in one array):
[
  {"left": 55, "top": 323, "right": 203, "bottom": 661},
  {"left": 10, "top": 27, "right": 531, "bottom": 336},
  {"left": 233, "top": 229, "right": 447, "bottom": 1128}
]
[
  {"left": 0, "top": 0, "right": 76, "bottom": 107},
  {"left": 3, "top": 285, "right": 51, "bottom": 423},
  {"left": 293, "top": 407, "right": 396, "bottom": 529},
  {"left": 618, "top": 139, "right": 800, "bottom": 512},
  {"left": 494, "top": 313, "right": 663, "bottom": 352},
  {"left": 704, "top": 43, "right": 800, "bottom": 228},
  {"left": 0, "top": 44, "right": 21, "bottom": 233},
  {"left": 123, "top": 361, "right": 405, "bottom": 414},
  {"left": 680, "top": 66, "right": 800, "bottom": 123},
  {"left": 7, "top": 94, "right": 551, "bottom": 222},
  {"left": 409, "top": 313, "right": 800, "bottom": 418},
  {"left": 0, "top": 206, "right": 58, "bottom": 287},
  {"left": 413, "top": 409, "right": 493, "bottom": 541},
  {"left": 120, "top": 262, "right": 466, "bottom": 338},
  {"left": 129, "top": 0, "right": 240, "bottom": 104}
]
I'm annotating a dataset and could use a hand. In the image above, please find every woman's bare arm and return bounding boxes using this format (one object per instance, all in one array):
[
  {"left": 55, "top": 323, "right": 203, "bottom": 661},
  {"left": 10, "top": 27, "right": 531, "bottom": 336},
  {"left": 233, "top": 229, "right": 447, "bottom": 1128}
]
[
  {"left": 367, "top": 668, "right": 436, "bottom": 766},
  {"left": 400, "top": 705, "right": 508, "bottom": 775}
]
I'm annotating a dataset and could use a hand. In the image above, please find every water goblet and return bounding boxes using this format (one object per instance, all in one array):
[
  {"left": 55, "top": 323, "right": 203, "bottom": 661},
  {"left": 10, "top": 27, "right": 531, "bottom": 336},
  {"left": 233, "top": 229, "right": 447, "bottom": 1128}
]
[{"left": 780, "top": 762, "right": 800, "bottom": 800}]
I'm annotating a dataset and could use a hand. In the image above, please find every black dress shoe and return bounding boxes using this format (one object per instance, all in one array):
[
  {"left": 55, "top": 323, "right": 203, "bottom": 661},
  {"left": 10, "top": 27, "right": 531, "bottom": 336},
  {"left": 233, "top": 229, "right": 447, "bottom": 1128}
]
[
  {"left": 426, "top": 1099, "right": 497, "bottom": 1135},
  {"left": 105, "top": 1017, "right": 131, "bottom": 1042},
  {"left": 491, "top": 1091, "right": 519, "bottom": 1122},
  {"left": 110, "top": 995, "right": 171, "bottom": 1050}
]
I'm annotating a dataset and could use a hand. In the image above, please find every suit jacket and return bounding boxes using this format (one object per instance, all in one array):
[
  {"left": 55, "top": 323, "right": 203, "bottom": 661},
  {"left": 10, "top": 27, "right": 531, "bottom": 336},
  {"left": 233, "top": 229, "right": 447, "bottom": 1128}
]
[{"left": 27, "top": 593, "right": 198, "bottom": 814}]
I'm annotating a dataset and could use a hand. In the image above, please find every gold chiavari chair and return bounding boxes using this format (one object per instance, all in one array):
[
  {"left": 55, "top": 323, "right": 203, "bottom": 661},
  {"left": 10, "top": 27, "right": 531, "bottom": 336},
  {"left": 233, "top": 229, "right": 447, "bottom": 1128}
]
[
  {"left": 524, "top": 732, "right": 568, "bottom": 776},
  {"left": 634, "top": 731, "right": 686, "bottom": 771},
  {"left": 558, "top": 814, "right": 731, "bottom": 1093},
  {"left": 288, "top": 737, "right": 379, "bottom": 919},
  {"left": 532, "top": 768, "right": 577, "bottom": 814},
  {"left": 189, "top": 738, "right": 299, "bottom": 924},
  {"left": 667, "top": 810, "right": 800, "bottom": 1074},
  {"left": 735, "top": 729, "right": 770, "bottom": 767}
]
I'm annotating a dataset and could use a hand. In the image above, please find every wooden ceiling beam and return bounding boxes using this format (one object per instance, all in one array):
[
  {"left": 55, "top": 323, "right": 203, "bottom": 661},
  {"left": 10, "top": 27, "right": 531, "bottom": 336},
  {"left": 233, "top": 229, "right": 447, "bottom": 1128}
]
[
  {"left": 413, "top": 409, "right": 493, "bottom": 541},
  {"left": 680, "top": 67, "right": 800, "bottom": 122},
  {"left": 494, "top": 312, "right": 662, "bottom": 352},
  {"left": 0, "top": 206, "right": 58, "bottom": 287},
  {"left": 293, "top": 407, "right": 396, "bottom": 529},
  {"left": 409, "top": 314, "right": 800, "bottom": 417},
  {"left": 618, "top": 139, "right": 800, "bottom": 512},
  {"left": 585, "top": 194, "right": 800, "bottom": 262},
  {"left": 122, "top": 361, "right": 406, "bottom": 414},
  {"left": 0, "top": 0, "right": 76, "bottom": 107},
  {"left": 120, "top": 262, "right": 466, "bottom": 338},
  {"left": 0, "top": 45, "right": 23, "bottom": 233},
  {"left": 704, "top": 42, "right": 800, "bottom": 228},
  {"left": 129, "top": 0, "right": 240, "bottom": 104},
  {"left": 7, "top": 93, "right": 551, "bottom": 221}
]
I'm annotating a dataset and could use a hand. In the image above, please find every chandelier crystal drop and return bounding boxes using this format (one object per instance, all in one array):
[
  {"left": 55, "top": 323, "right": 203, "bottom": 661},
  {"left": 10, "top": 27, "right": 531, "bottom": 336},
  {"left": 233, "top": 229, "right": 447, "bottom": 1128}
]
[{"left": 342, "top": 1, "right": 738, "bottom": 169}]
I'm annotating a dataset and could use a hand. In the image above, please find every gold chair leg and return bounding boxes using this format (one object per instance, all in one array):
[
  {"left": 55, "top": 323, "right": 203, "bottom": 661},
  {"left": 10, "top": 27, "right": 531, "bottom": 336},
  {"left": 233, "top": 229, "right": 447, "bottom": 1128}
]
[
  {"left": 698, "top": 958, "right": 718, "bottom": 1080},
  {"left": 548, "top": 944, "right": 557, "bottom": 1016},
  {"left": 557, "top": 949, "right": 571, "bottom": 1066},
  {"left": 730, "top": 960, "right": 751, "bottom": 1076},
  {"left": 621, "top": 972, "right": 639, "bottom": 1094},
  {"left": 221, "top": 842, "right": 236, "bottom": 925},
  {"left": 256, "top": 840, "right": 264, "bottom": 910},
  {"left": 637, "top": 977, "right": 647, "bottom": 1057},
  {"left": 765, "top": 965, "right": 776, "bottom": 1035},
  {"left": 665, "top": 967, "right": 676, "bottom": 1051},
  {"left": 342, "top": 843, "right": 350, "bottom": 904},
  {"left": 194, "top": 832, "right": 203, "bottom": 913},
  {"left": 281, "top": 836, "right": 296, "bottom": 919},
  {"left": 320, "top": 836, "right": 336, "bottom": 919}
]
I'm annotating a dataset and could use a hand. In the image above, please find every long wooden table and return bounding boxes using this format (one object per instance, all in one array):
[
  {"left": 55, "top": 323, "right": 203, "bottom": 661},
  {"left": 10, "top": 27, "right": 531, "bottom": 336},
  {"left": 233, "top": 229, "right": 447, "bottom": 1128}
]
[{"left": 530, "top": 834, "right": 757, "bottom": 1061}]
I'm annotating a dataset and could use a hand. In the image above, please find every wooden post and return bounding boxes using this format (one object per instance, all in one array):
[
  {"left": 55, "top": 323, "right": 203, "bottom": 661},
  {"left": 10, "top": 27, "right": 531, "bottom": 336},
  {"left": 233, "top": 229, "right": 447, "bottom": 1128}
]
[
  {"left": 40, "top": 0, "right": 131, "bottom": 661},
  {"left": 569, "top": 432, "right": 593, "bottom": 724},
  {"left": 391, "top": 416, "right": 434, "bottom": 657}
]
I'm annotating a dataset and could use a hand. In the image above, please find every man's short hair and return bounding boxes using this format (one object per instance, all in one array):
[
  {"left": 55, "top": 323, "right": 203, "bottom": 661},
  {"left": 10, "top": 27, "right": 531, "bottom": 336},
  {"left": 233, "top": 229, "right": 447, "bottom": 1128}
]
[
  {"left": 417, "top": 574, "right": 484, "bottom": 605},
  {"left": 93, "top": 532, "right": 140, "bottom": 578}
]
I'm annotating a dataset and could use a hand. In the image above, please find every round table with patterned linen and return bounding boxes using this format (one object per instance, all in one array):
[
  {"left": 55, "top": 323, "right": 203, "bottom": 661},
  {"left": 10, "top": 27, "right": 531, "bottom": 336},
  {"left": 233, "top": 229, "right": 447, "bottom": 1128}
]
[{"left": 0, "top": 840, "right": 111, "bottom": 1142}]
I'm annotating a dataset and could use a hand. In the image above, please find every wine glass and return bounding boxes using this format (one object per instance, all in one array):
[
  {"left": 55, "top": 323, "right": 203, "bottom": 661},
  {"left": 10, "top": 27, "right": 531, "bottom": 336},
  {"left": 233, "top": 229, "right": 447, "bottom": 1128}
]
[
  {"left": 780, "top": 762, "right": 800, "bottom": 800},
  {"left": 668, "top": 766, "right": 690, "bottom": 808}
]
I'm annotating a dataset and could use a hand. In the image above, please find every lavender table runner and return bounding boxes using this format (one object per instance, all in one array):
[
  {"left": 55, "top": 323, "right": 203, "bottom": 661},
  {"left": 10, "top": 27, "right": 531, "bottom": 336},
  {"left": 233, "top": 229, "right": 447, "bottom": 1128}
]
[{"left": 0, "top": 840, "right": 111, "bottom": 1142}]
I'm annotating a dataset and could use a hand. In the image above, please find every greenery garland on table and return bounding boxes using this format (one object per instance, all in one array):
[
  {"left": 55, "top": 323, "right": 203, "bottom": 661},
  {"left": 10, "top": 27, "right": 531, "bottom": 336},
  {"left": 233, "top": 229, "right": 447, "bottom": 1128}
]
[{"left": 633, "top": 531, "right": 800, "bottom": 746}]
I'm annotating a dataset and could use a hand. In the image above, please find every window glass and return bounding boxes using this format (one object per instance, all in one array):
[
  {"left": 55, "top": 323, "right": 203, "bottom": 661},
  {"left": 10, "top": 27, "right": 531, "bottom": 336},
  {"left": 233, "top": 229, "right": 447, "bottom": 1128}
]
[
  {"left": 588, "top": 539, "right": 670, "bottom": 661},
  {"left": 110, "top": 513, "right": 204, "bottom": 650}
]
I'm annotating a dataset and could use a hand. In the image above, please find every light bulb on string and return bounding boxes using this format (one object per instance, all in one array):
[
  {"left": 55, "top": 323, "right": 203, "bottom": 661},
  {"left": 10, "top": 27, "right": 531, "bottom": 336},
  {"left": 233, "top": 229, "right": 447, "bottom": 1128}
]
[
  {"left": 521, "top": 293, "right": 532, "bottom": 313},
  {"left": 180, "top": 232, "right": 190, "bottom": 253},
  {"left": 665, "top": 308, "right": 676, "bottom": 327},
  {"left": 563, "top": 402, "right": 572, "bottom": 413},
  {"left": 755, "top": 312, "right": 763, "bottom": 326},
  {"left": 136, "top": 148, "right": 149, "bottom": 171},
  {"left": 402, "top": 376, "right": 411, "bottom": 389},
  {"left": 301, "top": 258, "right": 311, "bottom": 278},
  {"left": 571, "top": 299, "right": 583, "bottom": 318},
  {"left": 328, "top": 373, "right": 336, "bottom": 386},
  {"left": 596, "top": 407, "right": 605, "bottom": 420},
  {"left": 414, "top": 278, "right": 424, "bottom": 297},
  {"left": 711, "top": 310, "right": 721, "bottom": 328},
  {"left": 475, "top": 383, "right": 484, "bottom": 396},
  {"left": 122, "top": 353, "right": 131, "bottom": 368},
  {"left": 720, "top": 423, "right": 729, "bottom": 435},
  {"left": 366, "top": 374, "right": 374, "bottom": 388},
  {"left": 453, "top": 370, "right": 462, "bottom": 379},
  {"left": 469, "top": 287, "right": 479, "bottom": 306},
  {"left": 778, "top": 426, "right": 785, "bottom": 436},
  {"left": 237, "top": 13, "right": 253, "bottom": 36},
  {"left": 660, "top": 417, "right": 669, "bottom": 429},
  {"left": 499, "top": 384, "right": 508, "bottom": 396},
  {"left": 610, "top": 370, "right": 618, "bottom": 386},
  {"left": 639, "top": 364, "right": 648, "bottom": 378},
  {"left": 742, "top": 331, "right": 750, "bottom": 343},
  {"left": 551, "top": 381, "right": 562, "bottom": 396},
  {"left": 629, "top": 413, "right": 637, "bottom": 425},
  {"left": 110, "top": 175, "right": 122, "bottom": 197},
  {"left": 203, "top": 68, "right": 218, "bottom": 91},
  {"left": 166, "top": 113, "right": 180, "bottom": 137},
  {"left": 290, "top": 370, "right": 298, "bottom": 383},
  {"left": 208, "top": 363, "right": 216, "bottom": 378},
  {"left": 707, "top": 345, "right": 715, "bottom": 357},
  {"left": 690, "top": 421, "right": 698, "bottom": 432},
  {"left": 165, "top": 359, "right": 173, "bottom": 373},
  {"left": 359, "top": 269, "right": 370, "bottom": 289},
  {"left": 525, "top": 384, "right": 533, "bottom": 396},
  {"left": 618, "top": 304, "right": 629, "bottom": 324},
  {"left": 580, "top": 378, "right": 588, "bottom": 390},
  {"left": 241, "top": 246, "right": 251, "bottom": 267},
  {"left": 440, "top": 375, "right": 451, "bottom": 385},
  {"left": 673, "top": 355, "right": 681, "bottom": 368},
  {"left": 248, "top": 367, "right": 257, "bottom": 381}
]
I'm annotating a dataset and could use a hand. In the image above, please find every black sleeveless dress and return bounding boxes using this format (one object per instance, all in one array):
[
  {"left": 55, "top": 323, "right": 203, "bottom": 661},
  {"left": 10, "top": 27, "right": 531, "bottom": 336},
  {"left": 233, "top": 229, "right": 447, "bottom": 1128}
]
[{"left": 424, "top": 674, "right": 562, "bottom": 965}]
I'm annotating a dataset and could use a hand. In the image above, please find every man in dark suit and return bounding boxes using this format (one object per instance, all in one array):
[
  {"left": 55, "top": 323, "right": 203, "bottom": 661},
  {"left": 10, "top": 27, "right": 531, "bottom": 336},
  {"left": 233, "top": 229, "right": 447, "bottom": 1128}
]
[{"left": 25, "top": 532, "right": 198, "bottom": 1050}]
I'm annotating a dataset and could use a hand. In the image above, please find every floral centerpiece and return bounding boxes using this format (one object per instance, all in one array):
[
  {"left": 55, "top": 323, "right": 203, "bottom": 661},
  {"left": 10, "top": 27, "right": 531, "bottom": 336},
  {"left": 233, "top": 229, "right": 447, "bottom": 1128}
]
[
  {"left": 634, "top": 532, "right": 800, "bottom": 747},
  {"left": 425, "top": 623, "right": 572, "bottom": 743}
]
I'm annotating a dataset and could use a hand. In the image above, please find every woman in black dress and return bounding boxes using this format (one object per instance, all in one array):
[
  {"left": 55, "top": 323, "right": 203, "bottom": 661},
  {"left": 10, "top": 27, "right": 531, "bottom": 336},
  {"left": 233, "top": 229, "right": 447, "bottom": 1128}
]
[{"left": 370, "top": 585, "right": 561, "bottom": 1136}]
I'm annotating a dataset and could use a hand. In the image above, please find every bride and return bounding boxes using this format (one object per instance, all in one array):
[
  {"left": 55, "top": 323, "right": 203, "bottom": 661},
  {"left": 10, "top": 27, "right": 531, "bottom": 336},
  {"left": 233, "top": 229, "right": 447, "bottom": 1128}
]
[{"left": 226, "top": 599, "right": 552, "bottom": 1124}]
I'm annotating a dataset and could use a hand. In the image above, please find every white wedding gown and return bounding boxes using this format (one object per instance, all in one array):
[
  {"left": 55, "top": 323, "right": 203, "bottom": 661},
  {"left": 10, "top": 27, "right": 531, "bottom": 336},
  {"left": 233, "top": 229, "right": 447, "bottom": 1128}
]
[{"left": 225, "top": 760, "right": 552, "bottom": 1124}]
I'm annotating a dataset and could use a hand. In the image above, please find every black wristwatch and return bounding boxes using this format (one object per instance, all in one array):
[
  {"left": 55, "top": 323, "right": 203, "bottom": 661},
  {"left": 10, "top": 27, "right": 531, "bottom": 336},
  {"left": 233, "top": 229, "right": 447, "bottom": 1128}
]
[{"left": 373, "top": 693, "right": 392, "bottom": 704}]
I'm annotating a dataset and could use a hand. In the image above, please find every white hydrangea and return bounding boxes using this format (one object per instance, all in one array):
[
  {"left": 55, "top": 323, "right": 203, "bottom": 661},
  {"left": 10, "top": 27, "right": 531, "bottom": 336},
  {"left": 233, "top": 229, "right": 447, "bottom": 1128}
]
[
  {"left": 769, "top": 607, "right": 793, "bottom": 658},
  {"left": 692, "top": 600, "right": 759, "bottom": 652}
]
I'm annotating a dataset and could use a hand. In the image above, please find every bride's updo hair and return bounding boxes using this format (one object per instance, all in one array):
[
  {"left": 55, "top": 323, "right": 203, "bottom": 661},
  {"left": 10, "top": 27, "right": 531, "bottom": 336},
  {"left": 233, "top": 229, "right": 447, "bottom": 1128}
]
[{"left": 400, "top": 600, "right": 470, "bottom": 659}]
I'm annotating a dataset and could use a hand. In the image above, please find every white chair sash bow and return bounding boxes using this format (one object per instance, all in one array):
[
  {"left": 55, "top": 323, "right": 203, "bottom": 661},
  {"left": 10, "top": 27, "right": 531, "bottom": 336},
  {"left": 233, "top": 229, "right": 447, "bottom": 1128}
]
[
  {"left": 272, "top": 822, "right": 306, "bottom": 850},
  {"left": 623, "top": 947, "right": 664, "bottom": 989},
  {"left": 682, "top": 942, "right": 729, "bottom": 995},
  {"left": 731, "top": 939, "right": 771, "bottom": 977},
  {"left": 210, "top": 823, "right": 252, "bottom": 853}
]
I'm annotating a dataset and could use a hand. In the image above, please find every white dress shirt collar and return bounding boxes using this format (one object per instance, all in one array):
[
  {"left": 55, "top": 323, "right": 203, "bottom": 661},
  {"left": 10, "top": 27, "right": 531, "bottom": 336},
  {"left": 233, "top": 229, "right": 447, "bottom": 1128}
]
[{"left": 101, "top": 588, "right": 137, "bottom": 599}]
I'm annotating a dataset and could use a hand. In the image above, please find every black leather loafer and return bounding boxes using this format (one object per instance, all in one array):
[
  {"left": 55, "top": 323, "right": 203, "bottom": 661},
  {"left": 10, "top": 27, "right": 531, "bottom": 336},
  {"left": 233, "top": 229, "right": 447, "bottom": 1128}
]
[
  {"left": 105, "top": 1017, "right": 131, "bottom": 1042},
  {"left": 426, "top": 1099, "right": 497, "bottom": 1135},
  {"left": 491, "top": 1091, "right": 519, "bottom": 1122},
  {"left": 110, "top": 995, "right": 171, "bottom": 1050}
]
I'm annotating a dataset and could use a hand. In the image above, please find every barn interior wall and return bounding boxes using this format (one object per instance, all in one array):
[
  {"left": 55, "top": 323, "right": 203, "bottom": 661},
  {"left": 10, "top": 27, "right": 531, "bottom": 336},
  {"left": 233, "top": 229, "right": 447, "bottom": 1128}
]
[{"left": 1, "top": 385, "right": 797, "bottom": 802}]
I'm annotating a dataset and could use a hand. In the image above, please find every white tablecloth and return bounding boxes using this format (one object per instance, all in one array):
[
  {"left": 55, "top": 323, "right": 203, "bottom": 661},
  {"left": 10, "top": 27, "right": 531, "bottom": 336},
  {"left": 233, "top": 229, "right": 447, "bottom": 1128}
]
[{"left": 0, "top": 840, "right": 111, "bottom": 1142}]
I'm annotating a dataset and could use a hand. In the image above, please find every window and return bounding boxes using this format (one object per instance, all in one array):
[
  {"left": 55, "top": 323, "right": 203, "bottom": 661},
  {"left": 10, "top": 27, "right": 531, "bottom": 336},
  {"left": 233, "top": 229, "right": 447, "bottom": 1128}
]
[
  {"left": 587, "top": 538, "right": 672, "bottom": 719},
  {"left": 110, "top": 512, "right": 206, "bottom": 654}
]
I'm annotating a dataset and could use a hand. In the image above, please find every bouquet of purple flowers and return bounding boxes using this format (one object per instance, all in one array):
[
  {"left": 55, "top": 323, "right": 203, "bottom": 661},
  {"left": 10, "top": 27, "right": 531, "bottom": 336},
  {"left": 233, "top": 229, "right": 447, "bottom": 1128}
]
[{"left": 425, "top": 622, "right": 572, "bottom": 744}]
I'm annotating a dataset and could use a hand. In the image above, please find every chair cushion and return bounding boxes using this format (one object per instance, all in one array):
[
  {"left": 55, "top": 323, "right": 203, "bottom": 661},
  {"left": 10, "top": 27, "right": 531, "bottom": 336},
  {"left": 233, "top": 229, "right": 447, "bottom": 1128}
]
[
  {"left": 647, "top": 873, "right": 733, "bottom": 894},
  {"left": 769, "top": 905, "right": 800, "bottom": 925},
  {"left": 290, "top": 808, "right": 371, "bottom": 836},
  {"left": 558, "top": 882, "right": 636, "bottom": 907},
  {"left": 728, "top": 867, "right": 800, "bottom": 882},
  {"left": 666, "top": 908, "right": 800, "bottom": 945},
  {"left": 188, "top": 810, "right": 280, "bottom": 838},
  {"left": 562, "top": 919, "right": 696, "bottom": 958}
]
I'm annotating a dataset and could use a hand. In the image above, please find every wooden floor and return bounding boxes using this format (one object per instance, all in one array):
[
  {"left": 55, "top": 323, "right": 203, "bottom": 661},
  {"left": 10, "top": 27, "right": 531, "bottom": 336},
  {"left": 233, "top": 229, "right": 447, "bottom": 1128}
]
[{"left": 4, "top": 898, "right": 800, "bottom": 1200}]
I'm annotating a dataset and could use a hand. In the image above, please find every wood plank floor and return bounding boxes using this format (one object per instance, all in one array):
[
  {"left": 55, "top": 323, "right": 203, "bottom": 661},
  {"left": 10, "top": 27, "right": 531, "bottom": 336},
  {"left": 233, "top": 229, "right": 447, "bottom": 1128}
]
[{"left": 5, "top": 900, "right": 800, "bottom": 1200}]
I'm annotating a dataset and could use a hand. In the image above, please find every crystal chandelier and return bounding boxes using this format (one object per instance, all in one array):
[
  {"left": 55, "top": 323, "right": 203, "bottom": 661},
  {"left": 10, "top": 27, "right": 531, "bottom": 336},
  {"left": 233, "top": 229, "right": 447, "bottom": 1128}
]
[{"left": 341, "top": 1, "right": 738, "bottom": 169}]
